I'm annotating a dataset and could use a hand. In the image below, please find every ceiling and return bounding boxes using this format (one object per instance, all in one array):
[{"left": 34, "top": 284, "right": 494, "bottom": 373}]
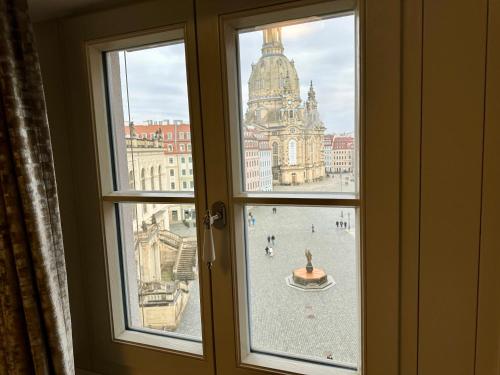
[{"left": 28, "top": 0, "right": 134, "bottom": 23}]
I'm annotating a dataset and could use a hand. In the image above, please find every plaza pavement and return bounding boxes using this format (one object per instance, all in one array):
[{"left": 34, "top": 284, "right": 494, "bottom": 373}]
[{"left": 245, "top": 205, "right": 360, "bottom": 368}]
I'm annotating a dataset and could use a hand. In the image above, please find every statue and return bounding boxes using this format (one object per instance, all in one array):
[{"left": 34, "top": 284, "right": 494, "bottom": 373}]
[{"left": 305, "top": 249, "right": 313, "bottom": 273}]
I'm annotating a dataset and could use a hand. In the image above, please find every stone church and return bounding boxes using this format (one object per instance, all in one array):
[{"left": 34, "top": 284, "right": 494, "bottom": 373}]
[{"left": 244, "top": 27, "right": 326, "bottom": 185}]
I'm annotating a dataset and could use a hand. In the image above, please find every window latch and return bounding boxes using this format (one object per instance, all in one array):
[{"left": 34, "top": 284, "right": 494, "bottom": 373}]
[{"left": 202, "top": 201, "right": 226, "bottom": 268}]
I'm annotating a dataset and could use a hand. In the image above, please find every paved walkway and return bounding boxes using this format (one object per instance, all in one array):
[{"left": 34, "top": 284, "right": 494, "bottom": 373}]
[{"left": 246, "top": 205, "right": 360, "bottom": 367}]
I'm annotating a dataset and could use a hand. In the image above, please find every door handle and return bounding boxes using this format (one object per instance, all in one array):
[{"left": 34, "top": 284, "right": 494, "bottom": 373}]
[{"left": 202, "top": 201, "right": 226, "bottom": 268}]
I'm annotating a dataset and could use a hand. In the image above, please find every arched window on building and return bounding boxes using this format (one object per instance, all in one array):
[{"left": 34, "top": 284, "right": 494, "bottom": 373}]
[
  {"left": 129, "top": 170, "right": 134, "bottom": 189},
  {"left": 150, "top": 166, "right": 155, "bottom": 190},
  {"left": 141, "top": 168, "right": 147, "bottom": 214},
  {"left": 288, "top": 139, "right": 297, "bottom": 165},
  {"left": 272, "top": 142, "right": 279, "bottom": 167},
  {"left": 141, "top": 168, "right": 146, "bottom": 190},
  {"left": 158, "top": 166, "right": 162, "bottom": 190}
]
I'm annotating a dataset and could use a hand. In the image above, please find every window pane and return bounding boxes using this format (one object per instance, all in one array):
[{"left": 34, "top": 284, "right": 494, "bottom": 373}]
[
  {"left": 105, "top": 41, "right": 194, "bottom": 192},
  {"left": 244, "top": 205, "right": 360, "bottom": 369},
  {"left": 237, "top": 15, "right": 357, "bottom": 194},
  {"left": 118, "top": 203, "right": 201, "bottom": 341}
]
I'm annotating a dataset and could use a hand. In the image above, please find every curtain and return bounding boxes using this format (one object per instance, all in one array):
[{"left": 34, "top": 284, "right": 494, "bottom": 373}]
[{"left": 0, "top": 0, "right": 74, "bottom": 373}]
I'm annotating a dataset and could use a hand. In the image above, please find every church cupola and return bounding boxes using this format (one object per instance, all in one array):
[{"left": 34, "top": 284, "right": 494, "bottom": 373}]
[{"left": 262, "top": 27, "right": 284, "bottom": 56}]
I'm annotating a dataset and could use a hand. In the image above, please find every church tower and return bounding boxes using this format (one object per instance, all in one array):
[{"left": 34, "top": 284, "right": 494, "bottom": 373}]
[{"left": 305, "top": 81, "right": 321, "bottom": 126}]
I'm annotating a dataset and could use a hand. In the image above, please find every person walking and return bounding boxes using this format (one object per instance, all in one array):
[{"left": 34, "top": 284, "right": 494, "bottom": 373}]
[
  {"left": 271, "top": 235, "right": 275, "bottom": 245},
  {"left": 265, "top": 246, "right": 269, "bottom": 256},
  {"left": 344, "top": 221, "right": 348, "bottom": 229},
  {"left": 252, "top": 217, "right": 256, "bottom": 226},
  {"left": 311, "top": 224, "right": 315, "bottom": 233},
  {"left": 336, "top": 221, "right": 339, "bottom": 228},
  {"left": 272, "top": 207, "right": 277, "bottom": 214},
  {"left": 340, "top": 221, "right": 344, "bottom": 228},
  {"left": 269, "top": 247, "right": 274, "bottom": 257},
  {"left": 267, "top": 235, "right": 271, "bottom": 244}
]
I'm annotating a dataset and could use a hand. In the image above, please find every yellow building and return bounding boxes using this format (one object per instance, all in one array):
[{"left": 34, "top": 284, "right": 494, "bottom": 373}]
[{"left": 244, "top": 27, "right": 326, "bottom": 185}]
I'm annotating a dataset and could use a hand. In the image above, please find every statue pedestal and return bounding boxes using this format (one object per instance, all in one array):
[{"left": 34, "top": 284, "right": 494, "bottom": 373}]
[{"left": 285, "top": 267, "right": 335, "bottom": 291}]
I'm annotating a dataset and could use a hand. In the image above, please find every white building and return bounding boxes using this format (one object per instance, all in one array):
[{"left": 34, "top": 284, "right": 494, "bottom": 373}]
[
  {"left": 324, "top": 134, "right": 334, "bottom": 174},
  {"left": 257, "top": 132, "right": 273, "bottom": 191}
]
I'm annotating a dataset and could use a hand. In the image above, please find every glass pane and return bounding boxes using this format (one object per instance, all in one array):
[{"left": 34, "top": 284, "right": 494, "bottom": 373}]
[
  {"left": 105, "top": 41, "right": 194, "bottom": 192},
  {"left": 244, "top": 205, "right": 360, "bottom": 369},
  {"left": 118, "top": 203, "right": 201, "bottom": 341},
  {"left": 237, "top": 14, "right": 357, "bottom": 194}
]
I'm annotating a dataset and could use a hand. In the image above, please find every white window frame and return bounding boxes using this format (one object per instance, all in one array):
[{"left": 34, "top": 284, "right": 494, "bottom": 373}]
[{"left": 86, "top": 27, "right": 205, "bottom": 357}]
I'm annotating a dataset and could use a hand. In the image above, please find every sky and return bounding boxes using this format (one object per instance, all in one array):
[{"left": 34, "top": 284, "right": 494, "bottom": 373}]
[{"left": 119, "top": 14, "right": 355, "bottom": 134}]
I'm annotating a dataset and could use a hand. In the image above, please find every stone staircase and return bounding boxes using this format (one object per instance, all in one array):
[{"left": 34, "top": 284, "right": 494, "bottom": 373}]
[{"left": 173, "top": 240, "right": 197, "bottom": 281}]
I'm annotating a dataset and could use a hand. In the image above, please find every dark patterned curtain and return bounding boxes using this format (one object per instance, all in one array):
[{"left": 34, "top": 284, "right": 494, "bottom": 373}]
[{"left": 0, "top": 0, "right": 74, "bottom": 374}]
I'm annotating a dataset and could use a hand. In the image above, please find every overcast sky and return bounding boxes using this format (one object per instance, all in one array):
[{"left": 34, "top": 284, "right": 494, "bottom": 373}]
[{"left": 119, "top": 14, "right": 355, "bottom": 134}]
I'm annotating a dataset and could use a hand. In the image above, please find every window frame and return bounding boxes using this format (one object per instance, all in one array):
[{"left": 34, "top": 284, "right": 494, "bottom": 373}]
[
  {"left": 78, "top": 9, "right": 214, "bottom": 369},
  {"left": 194, "top": 0, "right": 401, "bottom": 373}
]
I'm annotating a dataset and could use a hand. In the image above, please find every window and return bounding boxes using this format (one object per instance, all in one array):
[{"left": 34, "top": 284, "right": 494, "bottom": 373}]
[
  {"left": 180, "top": 144, "right": 185, "bottom": 152},
  {"left": 272, "top": 142, "right": 279, "bottom": 167},
  {"left": 150, "top": 166, "right": 155, "bottom": 190},
  {"left": 228, "top": 7, "right": 366, "bottom": 373},
  {"left": 140, "top": 168, "right": 146, "bottom": 190},
  {"left": 167, "top": 132, "right": 172, "bottom": 140},
  {"left": 82, "top": 0, "right": 400, "bottom": 373},
  {"left": 288, "top": 139, "right": 297, "bottom": 166},
  {"left": 158, "top": 166, "right": 162, "bottom": 190},
  {"left": 129, "top": 170, "right": 134, "bottom": 189},
  {"left": 187, "top": 144, "right": 191, "bottom": 151},
  {"left": 94, "top": 30, "right": 202, "bottom": 355}
]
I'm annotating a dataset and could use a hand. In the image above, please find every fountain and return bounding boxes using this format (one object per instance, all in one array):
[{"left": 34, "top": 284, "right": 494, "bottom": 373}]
[{"left": 285, "top": 249, "right": 335, "bottom": 291}]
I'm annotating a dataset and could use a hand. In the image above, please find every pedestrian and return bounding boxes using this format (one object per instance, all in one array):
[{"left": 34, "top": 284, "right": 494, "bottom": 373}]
[
  {"left": 252, "top": 217, "right": 256, "bottom": 226},
  {"left": 271, "top": 235, "right": 275, "bottom": 245},
  {"left": 311, "top": 224, "right": 315, "bottom": 233},
  {"left": 267, "top": 235, "right": 271, "bottom": 244},
  {"left": 344, "top": 221, "right": 347, "bottom": 229},
  {"left": 265, "top": 246, "right": 269, "bottom": 255},
  {"left": 269, "top": 247, "right": 274, "bottom": 257},
  {"left": 336, "top": 221, "right": 339, "bottom": 228},
  {"left": 340, "top": 221, "right": 344, "bottom": 228}
]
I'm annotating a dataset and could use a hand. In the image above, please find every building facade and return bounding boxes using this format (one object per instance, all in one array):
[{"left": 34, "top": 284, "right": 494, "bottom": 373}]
[
  {"left": 244, "top": 27, "right": 326, "bottom": 186},
  {"left": 324, "top": 134, "right": 334, "bottom": 174},
  {"left": 332, "top": 134, "right": 354, "bottom": 173}
]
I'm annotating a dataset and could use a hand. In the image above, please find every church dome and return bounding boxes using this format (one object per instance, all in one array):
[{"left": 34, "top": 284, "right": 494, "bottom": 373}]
[{"left": 248, "top": 27, "right": 301, "bottom": 102}]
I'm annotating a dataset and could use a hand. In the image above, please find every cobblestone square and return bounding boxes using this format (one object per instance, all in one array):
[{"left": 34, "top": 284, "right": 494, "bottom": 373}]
[{"left": 245, "top": 205, "right": 360, "bottom": 368}]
